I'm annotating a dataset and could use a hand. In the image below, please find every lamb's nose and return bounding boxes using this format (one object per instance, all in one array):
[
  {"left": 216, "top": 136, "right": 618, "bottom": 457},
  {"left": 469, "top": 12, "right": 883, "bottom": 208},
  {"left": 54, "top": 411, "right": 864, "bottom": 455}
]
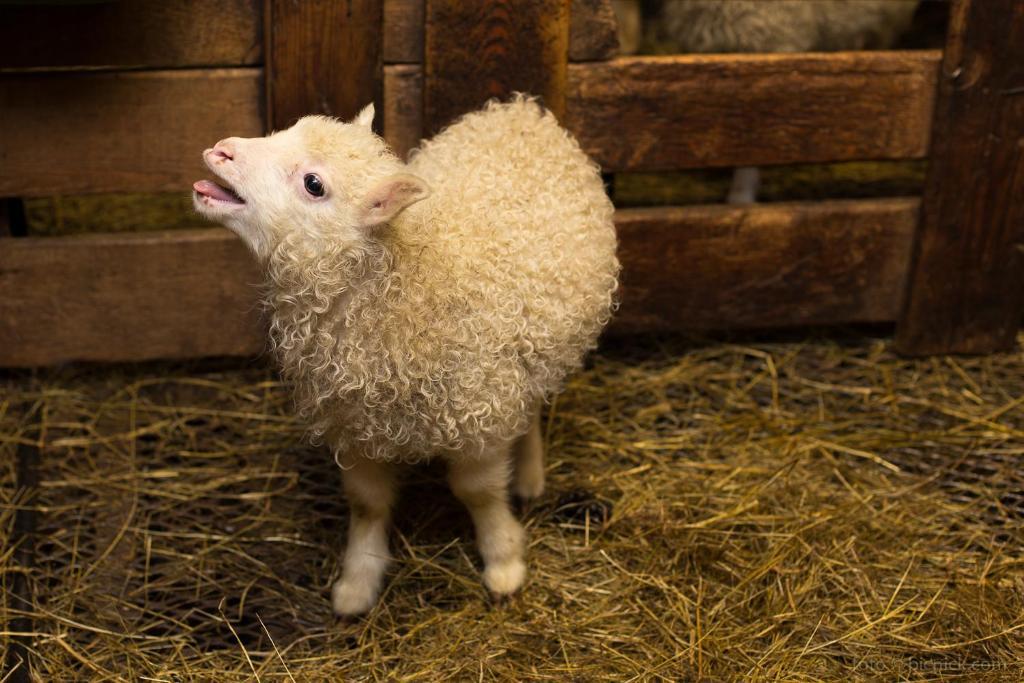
[{"left": 211, "top": 140, "right": 235, "bottom": 161}]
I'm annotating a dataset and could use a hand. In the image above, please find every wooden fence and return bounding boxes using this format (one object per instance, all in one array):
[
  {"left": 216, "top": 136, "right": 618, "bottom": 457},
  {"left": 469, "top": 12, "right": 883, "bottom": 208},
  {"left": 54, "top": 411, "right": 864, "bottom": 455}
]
[{"left": 1, "top": 0, "right": 1021, "bottom": 366}]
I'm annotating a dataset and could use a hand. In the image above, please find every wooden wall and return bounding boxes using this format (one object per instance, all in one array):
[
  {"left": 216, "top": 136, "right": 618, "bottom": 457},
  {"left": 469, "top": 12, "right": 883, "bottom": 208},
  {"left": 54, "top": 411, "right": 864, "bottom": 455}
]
[{"left": 1, "top": 0, "right": 1020, "bottom": 366}]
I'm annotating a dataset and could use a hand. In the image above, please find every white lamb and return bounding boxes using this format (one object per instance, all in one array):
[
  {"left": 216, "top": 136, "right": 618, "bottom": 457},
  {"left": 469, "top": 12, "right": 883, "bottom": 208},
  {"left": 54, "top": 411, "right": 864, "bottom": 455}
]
[{"left": 193, "top": 97, "right": 620, "bottom": 615}]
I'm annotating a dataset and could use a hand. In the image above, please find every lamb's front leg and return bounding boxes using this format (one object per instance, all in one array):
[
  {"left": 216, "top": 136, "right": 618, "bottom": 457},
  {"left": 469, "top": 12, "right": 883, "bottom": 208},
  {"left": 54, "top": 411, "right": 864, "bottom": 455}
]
[
  {"left": 332, "top": 453, "right": 396, "bottom": 616},
  {"left": 448, "top": 445, "right": 527, "bottom": 596}
]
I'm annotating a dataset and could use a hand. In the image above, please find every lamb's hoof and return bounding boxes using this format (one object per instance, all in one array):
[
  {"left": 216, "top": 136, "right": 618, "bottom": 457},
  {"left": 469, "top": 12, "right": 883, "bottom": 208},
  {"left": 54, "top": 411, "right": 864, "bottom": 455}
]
[
  {"left": 483, "top": 558, "right": 527, "bottom": 597},
  {"left": 331, "top": 578, "right": 378, "bottom": 617},
  {"left": 514, "top": 473, "right": 545, "bottom": 501}
]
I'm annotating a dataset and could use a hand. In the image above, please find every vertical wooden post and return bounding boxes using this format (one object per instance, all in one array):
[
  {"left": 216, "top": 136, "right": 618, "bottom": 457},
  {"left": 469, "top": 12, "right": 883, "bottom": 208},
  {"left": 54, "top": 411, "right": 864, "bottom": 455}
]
[
  {"left": 895, "top": 0, "right": 1024, "bottom": 355},
  {"left": 265, "top": 0, "right": 383, "bottom": 132},
  {"left": 422, "top": 0, "right": 569, "bottom": 136}
]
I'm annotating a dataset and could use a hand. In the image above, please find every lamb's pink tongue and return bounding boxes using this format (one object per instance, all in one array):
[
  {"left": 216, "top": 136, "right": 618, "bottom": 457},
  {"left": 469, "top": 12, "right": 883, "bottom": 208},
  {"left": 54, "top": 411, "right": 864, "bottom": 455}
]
[{"left": 193, "top": 180, "right": 240, "bottom": 203}]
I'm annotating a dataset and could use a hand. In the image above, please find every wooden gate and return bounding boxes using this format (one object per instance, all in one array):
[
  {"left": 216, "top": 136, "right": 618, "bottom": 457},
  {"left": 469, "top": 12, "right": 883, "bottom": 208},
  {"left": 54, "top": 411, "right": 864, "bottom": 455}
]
[{"left": 1, "top": 0, "right": 1021, "bottom": 366}]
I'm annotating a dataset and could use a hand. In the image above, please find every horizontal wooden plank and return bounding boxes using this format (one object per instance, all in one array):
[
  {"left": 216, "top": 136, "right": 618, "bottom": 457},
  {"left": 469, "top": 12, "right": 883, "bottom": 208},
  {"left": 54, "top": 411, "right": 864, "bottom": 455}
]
[
  {"left": 0, "top": 0, "right": 262, "bottom": 70},
  {"left": 0, "top": 69, "right": 264, "bottom": 196},
  {"left": 0, "top": 229, "right": 265, "bottom": 367},
  {"left": 382, "top": 51, "right": 940, "bottom": 172},
  {"left": 612, "top": 198, "right": 918, "bottom": 332},
  {"left": 0, "top": 198, "right": 918, "bottom": 366},
  {"left": 566, "top": 51, "right": 940, "bottom": 172}
]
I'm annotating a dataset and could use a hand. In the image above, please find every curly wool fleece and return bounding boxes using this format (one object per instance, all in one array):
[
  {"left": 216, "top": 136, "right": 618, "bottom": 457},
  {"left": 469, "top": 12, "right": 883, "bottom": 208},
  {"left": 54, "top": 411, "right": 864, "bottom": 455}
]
[{"left": 267, "top": 98, "right": 620, "bottom": 462}]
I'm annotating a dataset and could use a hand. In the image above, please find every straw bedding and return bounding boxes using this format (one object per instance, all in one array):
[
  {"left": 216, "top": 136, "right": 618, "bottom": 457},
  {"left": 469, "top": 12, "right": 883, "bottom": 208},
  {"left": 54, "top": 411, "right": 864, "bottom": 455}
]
[{"left": 2, "top": 333, "right": 1023, "bottom": 681}]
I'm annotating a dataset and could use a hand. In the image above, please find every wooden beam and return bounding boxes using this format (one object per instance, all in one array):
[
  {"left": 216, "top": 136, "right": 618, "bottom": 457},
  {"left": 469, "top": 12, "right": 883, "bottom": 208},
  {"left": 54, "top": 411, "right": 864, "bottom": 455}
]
[
  {"left": 0, "top": 230, "right": 265, "bottom": 367},
  {"left": 423, "top": 0, "right": 570, "bottom": 135},
  {"left": 895, "top": 0, "right": 1024, "bottom": 355},
  {"left": 612, "top": 198, "right": 918, "bottom": 333},
  {"left": 0, "top": 199, "right": 917, "bottom": 366},
  {"left": 384, "top": 52, "right": 939, "bottom": 173},
  {"left": 0, "top": 0, "right": 262, "bottom": 71},
  {"left": 384, "top": 0, "right": 424, "bottom": 63},
  {"left": 566, "top": 51, "right": 940, "bottom": 172},
  {"left": 265, "top": 0, "right": 383, "bottom": 131},
  {"left": 0, "top": 69, "right": 263, "bottom": 197},
  {"left": 383, "top": 64, "right": 424, "bottom": 159}
]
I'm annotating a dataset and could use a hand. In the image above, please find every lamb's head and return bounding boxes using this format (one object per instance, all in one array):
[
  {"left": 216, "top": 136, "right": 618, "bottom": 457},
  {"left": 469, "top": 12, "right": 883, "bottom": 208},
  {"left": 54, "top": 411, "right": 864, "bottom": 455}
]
[{"left": 193, "top": 104, "right": 429, "bottom": 262}]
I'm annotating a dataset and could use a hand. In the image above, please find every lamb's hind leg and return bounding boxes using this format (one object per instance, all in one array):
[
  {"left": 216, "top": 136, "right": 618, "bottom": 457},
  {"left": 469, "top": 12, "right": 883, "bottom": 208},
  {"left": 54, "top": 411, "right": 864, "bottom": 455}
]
[
  {"left": 448, "top": 445, "right": 527, "bottom": 596},
  {"left": 332, "top": 453, "right": 396, "bottom": 616},
  {"left": 727, "top": 166, "right": 761, "bottom": 205},
  {"left": 512, "top": 404, "right": 545, "bottom": 500}
]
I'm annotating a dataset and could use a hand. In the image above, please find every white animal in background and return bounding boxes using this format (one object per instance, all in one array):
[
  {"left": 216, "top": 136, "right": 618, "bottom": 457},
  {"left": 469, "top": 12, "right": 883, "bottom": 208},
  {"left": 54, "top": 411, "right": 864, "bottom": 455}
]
[
  {"left": 659, "top": 0, "right": 919, "bottom": 54},
  {"left": 613, "top": 0, "right": 643, "bottom": 54},
  {"left": 193, "top": 97, "right": 620, "bottom": 615},
  {"left": 612, "top": 0, "right": 920, "bottom": 203}
]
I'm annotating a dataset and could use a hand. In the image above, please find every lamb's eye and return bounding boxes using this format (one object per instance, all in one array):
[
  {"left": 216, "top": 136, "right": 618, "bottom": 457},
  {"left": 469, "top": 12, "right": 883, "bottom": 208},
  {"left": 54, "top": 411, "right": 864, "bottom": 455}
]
[{"left": 303, "top": 173, "right": 325, "bottom": 197}]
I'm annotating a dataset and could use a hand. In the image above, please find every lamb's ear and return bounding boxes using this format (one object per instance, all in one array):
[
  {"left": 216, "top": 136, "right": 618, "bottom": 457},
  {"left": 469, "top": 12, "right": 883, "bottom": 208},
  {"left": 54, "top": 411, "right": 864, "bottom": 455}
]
[
  {"left": 358, "top": 173, "right": 430, "bottom": 229},
  {"left": 353, "top": 103, "right": 375, "bottom": 129}
]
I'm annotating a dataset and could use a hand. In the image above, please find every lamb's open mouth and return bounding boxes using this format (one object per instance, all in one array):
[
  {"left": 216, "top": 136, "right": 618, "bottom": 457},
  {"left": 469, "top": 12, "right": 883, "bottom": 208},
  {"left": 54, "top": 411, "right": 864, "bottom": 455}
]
[{"left": 193, "top": 178, "right": 245, "bottom": 206}]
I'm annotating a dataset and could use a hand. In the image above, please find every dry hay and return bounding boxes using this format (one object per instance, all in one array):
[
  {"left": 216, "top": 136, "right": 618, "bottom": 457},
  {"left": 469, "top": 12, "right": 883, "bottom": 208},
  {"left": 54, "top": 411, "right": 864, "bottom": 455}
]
[{"left": 2, "top": 333, "right": 1024, "bottom": 681}]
